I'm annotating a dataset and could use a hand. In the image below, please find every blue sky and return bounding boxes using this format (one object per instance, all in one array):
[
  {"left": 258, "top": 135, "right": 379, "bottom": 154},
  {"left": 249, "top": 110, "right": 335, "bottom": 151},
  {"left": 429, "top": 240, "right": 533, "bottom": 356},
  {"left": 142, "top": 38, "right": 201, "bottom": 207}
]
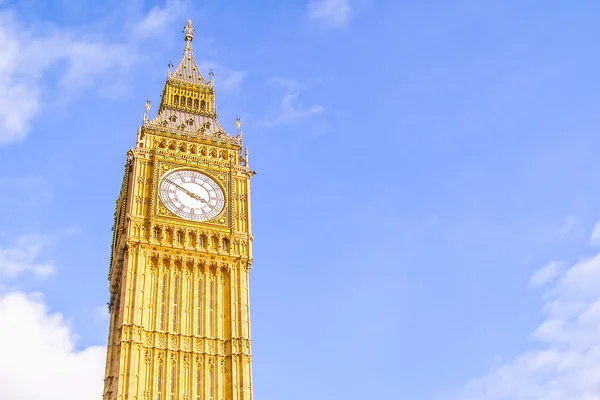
[{"left": 1, "top": 0, "right": 600, "bottom": 398}]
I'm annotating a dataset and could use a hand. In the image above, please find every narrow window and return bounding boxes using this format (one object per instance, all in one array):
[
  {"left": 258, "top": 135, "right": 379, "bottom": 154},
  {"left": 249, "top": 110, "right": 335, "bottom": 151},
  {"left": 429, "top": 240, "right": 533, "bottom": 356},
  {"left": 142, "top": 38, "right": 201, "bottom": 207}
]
[
  {"left": 149, "top": 271, "right": 155, "bottom": 327},
  {"left": 196, "top": 280, "right": 203, "bottom": 336},
  {"left": 194, "top": 99, "right": 199, "bottom": 109},
  {"left": 208, "top": 281, "right": 214, "bottom": 336},
  {"left": 157, "top": 364, "right": 163, "bottom": 399},
  {"left": 222, "top": 238, "right": 229, "bottom": 251},
  {"left": 153, "top": 228, "right": 160, "bottom": 240},
  {"left": 196, "top": 367, "right": 203, "bottom": 399},
  {"left": 200, "top": 100, "right": 206, "bottom": 110},
  {"left": 160, "top": 276, "right": 167, "bottom": 331},
  {"left": 184, "top": 367, "right": 190, "bottom": 396},
  {"left": 173, "top": 276, "right": 179, "bottom": 331},
  {"left": 181, "top": 97, "right": 187, "bottom": 107},
  {"left": 174, "top": 95, "right": 179, "bottom": 105},
  {"left": 176, "top": 231, "right": 183, "bottom": 244},
  {"left": 170, "top": 364, "right": 176, "bottom": 395},
  {"left": 199, "top": 236, "right": 205, "bottom": 248},
  {"left": 187, "top": 98, "right": 193, "bottom": 107},
  {"left": 208, "top": 370, "right": 213, "bottom": 400}
]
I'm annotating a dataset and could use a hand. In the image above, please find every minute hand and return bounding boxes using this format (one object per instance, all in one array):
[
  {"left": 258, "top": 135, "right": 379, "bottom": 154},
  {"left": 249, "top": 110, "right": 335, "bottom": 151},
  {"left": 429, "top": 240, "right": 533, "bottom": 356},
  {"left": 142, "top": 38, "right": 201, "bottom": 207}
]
[{"left": 167, "top": 180, "right": 207, "bottom": 202}]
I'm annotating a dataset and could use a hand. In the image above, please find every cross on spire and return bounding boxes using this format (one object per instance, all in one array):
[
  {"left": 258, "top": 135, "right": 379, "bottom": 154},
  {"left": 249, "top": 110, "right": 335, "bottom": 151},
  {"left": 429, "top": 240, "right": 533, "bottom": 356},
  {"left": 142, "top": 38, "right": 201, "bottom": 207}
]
[{"left": 184, "top": 19, "right": 195, "bottom": 43}]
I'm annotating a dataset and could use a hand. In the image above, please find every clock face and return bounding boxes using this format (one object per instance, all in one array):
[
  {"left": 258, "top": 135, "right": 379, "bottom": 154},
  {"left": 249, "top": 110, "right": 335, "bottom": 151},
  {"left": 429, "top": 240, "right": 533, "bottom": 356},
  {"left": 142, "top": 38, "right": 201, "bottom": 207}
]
[{"left": 159, "top": 169, "right": 226, "bottom": 221}]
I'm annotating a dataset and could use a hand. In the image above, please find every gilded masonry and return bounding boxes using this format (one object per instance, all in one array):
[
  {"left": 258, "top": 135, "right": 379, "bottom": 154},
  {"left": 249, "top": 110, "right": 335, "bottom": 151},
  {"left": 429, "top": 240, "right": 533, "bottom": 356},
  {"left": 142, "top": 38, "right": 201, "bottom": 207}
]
[{"left": 103, "top": 20, "right": 256, "bottom": 400}]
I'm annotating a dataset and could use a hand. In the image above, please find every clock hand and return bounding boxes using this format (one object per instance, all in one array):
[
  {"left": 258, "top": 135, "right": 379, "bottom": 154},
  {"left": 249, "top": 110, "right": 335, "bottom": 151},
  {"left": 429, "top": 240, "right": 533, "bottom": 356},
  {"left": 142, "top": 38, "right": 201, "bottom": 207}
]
[
  {"left": 167, "top": 180, "right": 196, "bottom": 198},
  {"left": 166, "top": 180, "right": 207, "bottom": 203}
]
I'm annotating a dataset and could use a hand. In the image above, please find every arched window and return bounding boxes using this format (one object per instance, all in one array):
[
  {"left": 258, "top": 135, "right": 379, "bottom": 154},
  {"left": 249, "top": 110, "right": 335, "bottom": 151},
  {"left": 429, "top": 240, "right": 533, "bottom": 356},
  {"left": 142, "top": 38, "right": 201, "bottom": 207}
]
[
  {"left": 200, "top": 100, "right": 206, "bottom": 110},
  {"left": 194, "top": 99, "right": 199, "bottom": 109},
  {"left": 187, "top": 98, "right": 193, "bottom": 107},
  {"left": 181, "top": 97, "right": 187, "bottom": 107},
  {"left": 174, "top": 95, "right": 179, "bottom": 105},
  {"left": 222, "top": 238, "right": 229, "bottom": 251}
]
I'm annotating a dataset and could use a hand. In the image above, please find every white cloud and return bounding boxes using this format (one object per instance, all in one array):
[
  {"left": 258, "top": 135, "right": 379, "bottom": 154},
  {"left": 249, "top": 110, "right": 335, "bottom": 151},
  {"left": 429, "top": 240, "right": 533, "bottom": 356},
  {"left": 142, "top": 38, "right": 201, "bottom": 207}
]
[
  {"left": 199, "top": 61, "right": 246, "bottom": 92},
  {"left": 0, "top": 2, "right": 241, "bottom": 144},
  {"left": 0, "top": 8, "right": 137, "bottom": 145},
  {"left": 529, "top": 261, "right": 562, "bottom": 289},
  {"left": 438, "top": 223, "right": 600, "bottom": 400},
  {"left": 0, "top": 230, "right": 106, "bottom": 399},
  {"left": 0, "top": 235, "right": 55, "bottom": 279},
  {"left": 0, "top": 291, "right": 106, "bottom": 400},
  {"left": 264, "top": 78, "right": 325, "bottom": 127},
  {"left": 308, "top": 0, "right": 352, "bottom": 28}
]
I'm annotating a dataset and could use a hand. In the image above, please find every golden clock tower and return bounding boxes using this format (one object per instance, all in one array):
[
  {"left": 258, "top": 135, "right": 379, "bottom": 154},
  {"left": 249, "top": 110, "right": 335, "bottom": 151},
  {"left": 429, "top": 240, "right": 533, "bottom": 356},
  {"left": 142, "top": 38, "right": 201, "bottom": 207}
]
[{"left": 103, "top": 20, "right": 256, "bottom": 400}]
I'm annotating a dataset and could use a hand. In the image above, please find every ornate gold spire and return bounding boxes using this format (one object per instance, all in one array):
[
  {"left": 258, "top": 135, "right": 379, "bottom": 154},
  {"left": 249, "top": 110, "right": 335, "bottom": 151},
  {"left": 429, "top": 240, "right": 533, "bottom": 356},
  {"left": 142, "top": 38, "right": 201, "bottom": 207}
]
[
  {"left": 144, "top": 19, "right": 241, "bottom": 148},
  {"left": 170, "top": 19, "right": 206, "bottom": 84}
]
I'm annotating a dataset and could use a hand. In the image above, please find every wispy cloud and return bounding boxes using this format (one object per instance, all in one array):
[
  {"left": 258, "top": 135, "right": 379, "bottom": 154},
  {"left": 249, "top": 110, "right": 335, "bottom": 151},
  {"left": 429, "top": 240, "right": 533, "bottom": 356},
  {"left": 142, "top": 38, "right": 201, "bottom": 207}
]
[
  {"left": 528, "top": 261, "right": 563, "bottom": 289},
  {"left": 264, "top": 78, "right": 325, "bottom": 127},
  {"left": 438, "top": 223, "right": 600, "bottom": 400},
  {"left": 590, "top": 221, "right": 600, "bottom": 246},
  {"left": 132, "top": 0, "right": 188, "bottom": 39},
  {"left": 308, "top": 0, "right": 352, "bottom": 28},
  {"left": 0, "top": 236, "right": 55, "bottom": 279},
  {"left": 0, "top": 228, "right": 80, "bottom": 283},
  {"left": 199, "top": 62, "right": 246, "bottom": 92},
  {"left": 557, "top": 214, "right": 577, "bottom": 240}
]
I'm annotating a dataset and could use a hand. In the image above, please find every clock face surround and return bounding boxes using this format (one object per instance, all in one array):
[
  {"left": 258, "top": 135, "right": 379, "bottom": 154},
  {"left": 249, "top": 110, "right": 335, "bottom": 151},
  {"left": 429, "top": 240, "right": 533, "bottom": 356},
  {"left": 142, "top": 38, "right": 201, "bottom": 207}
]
[{"left": 159, "top": 169, "right": 226, "bottom": 221}]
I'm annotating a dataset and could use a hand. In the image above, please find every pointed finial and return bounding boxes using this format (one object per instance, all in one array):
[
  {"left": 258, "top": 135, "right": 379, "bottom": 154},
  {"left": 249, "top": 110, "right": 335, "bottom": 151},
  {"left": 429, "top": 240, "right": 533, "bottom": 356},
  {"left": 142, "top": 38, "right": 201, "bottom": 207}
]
[
  {"left": 143, "top": 100, "right": 151, "bottom": 121},
  {"left": 184, "top": 19, "right": 195, "bottom": 43},
  {"left": 168, "top": 59, "right": 173, "bottom": 74},
  {"left": 209, "top": 69, "right": 214, "bottom": 87},
  {"left": 244, "top": 147, "right": 249, "bottom": 167},
  {"left": 235, "top": 117, "right": 243, "bottom": 141}
]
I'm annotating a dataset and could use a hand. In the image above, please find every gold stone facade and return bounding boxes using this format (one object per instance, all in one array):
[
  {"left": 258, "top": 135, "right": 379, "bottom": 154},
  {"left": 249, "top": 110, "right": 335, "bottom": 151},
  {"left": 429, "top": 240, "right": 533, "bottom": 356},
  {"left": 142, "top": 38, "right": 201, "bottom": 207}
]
[{"left": 103, "top": 20, "right": 255, "bottom": 400}]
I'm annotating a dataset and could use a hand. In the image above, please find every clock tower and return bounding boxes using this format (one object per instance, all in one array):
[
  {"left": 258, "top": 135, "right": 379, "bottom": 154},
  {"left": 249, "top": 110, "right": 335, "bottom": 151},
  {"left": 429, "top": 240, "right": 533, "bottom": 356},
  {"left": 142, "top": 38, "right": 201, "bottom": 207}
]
[{"left": 103, "top": 20, "right": 256, "bottom": 400}]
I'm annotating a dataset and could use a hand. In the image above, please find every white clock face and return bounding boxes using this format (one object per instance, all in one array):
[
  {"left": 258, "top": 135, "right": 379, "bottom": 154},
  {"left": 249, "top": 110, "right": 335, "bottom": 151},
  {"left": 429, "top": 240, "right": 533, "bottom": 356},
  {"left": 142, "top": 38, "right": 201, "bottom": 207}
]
[{"left": 159, "top": 169, "right": 225, "bottom": 221}]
